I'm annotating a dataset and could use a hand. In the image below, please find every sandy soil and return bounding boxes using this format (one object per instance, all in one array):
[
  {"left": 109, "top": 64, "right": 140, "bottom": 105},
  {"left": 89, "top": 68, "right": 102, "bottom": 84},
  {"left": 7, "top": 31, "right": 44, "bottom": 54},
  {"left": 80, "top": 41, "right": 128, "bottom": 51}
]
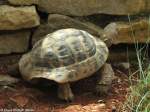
[{"left": 0, "top": 67, "right": 129, "bottom": 112}]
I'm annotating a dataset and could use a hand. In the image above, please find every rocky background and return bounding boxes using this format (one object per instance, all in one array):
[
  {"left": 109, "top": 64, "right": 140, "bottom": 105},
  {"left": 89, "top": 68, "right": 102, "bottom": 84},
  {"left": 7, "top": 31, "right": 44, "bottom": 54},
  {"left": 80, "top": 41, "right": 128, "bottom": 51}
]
[
  {"left": 0, "top": 0, "right": 150, "bottom": 66},
  {"left": 0, "top": 0, "right": 150, "bottom": 111}
]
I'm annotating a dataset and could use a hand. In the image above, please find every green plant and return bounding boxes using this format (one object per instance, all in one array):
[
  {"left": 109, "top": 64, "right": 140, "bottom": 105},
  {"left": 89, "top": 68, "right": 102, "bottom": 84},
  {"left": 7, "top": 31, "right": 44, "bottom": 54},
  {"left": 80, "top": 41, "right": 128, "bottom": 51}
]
[
  {"left": 121, "top": 15, "right": 150, "bottom": 112},
  {"left": 123, "top": 66, "right": 150, "bottom": 112}
]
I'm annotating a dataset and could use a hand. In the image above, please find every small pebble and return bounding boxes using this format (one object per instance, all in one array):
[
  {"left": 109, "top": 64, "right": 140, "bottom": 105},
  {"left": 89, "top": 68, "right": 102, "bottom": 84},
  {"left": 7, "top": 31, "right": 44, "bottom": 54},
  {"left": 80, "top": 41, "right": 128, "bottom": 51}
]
[
  {"left": 97, "top": 99, "right": 105, "bottom": 103},
  {"left": 112, "top": 105, "right": 117, "bottom": 112},
  {"left": 98, "top": 103, "right": 106, "bottom": 109}
]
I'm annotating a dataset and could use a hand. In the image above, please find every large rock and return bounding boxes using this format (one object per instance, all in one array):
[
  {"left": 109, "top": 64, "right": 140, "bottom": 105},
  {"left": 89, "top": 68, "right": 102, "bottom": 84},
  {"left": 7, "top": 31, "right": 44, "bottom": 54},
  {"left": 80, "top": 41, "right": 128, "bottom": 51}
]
[
  {"left": 0, "top": 0, "right": 9, "bottom": 5},
  {"left": 0, "top": 5, "right": 40, "bottom": 30},
  {"left": 32, "top": 14, "right": 103, "bottom": 45},
  {"left": 48, "top": 14, "right": 103, "bottom": 36},
  {"left": 0, "top": 30, "right": 30, "bottom": 54},
  {"left": 104, "top": 18, "right": 150, "bottom": 44},
  {"left": 8, "top": 0, "right": 149, "bottom": 16},
  {"left": 8, "top": 0, "right": 37, "bottom": 5},
  {"left": 147, "top": 0, "right": 150, "bottom": 11}
]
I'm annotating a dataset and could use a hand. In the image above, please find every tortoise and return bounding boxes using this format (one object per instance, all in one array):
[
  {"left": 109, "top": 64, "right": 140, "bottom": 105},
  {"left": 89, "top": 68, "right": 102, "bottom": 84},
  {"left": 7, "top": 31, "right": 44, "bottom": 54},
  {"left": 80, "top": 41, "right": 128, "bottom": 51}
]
[{"left": 19, "top": 28, "right": 115, "bottom": 101}]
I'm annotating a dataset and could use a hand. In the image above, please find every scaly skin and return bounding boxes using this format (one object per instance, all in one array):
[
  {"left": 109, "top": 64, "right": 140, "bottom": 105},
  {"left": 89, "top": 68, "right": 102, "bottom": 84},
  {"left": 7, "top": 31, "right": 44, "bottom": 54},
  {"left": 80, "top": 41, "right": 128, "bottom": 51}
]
[
  {"left": 95, "top": 63, "right": 115, "bottom": 96},
  {"left": 58, "top": 83, "right": 74, "bottom": 102}
]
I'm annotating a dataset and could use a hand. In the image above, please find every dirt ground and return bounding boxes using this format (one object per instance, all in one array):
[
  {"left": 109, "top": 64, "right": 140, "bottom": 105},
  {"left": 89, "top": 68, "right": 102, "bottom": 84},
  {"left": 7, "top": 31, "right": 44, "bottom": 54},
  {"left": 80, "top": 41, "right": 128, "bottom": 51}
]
[{"left": 0, "top": 67, "right": 130, "bottom": 112}]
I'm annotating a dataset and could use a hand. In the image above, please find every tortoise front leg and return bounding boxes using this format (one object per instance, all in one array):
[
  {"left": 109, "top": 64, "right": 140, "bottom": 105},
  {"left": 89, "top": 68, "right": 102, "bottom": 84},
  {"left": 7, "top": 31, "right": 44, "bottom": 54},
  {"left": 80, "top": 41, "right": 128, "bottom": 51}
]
[
  {"left": 57, "top": 83, "right": 74, "bottom": 101},
  {"left": 95, "top": 63, "right": 115, "bottom": 95}
]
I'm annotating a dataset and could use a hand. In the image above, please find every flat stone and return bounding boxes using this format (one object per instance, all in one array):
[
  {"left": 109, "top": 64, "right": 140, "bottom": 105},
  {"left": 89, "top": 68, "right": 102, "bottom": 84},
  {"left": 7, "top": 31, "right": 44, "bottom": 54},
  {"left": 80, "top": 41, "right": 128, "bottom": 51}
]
[
  {"left": 97, "top": 103, "right": 106, "bottom": 109},
  {"left": 8, "top": 0, "right": 38, "bottom": 5},
  {"left": 104, "top": 18, "right": 150, "bottom": 44},
  {"left": 0, "top": 5, "right": 40, "bottom": 30},
  {"left": 0, "top": 74, "right": 19, "bottom": 86},
  {"left": 48, "top": 14, "right": 102, "bottom": 36},
  {"left": 8, "top": 0, "right": 149, "bottom": 16},
  {"left": 0, "top": 30, "right": 30, "bottom": 54},
  {"left": 32, "top": 14, "right": 102, "bottom": 45}
]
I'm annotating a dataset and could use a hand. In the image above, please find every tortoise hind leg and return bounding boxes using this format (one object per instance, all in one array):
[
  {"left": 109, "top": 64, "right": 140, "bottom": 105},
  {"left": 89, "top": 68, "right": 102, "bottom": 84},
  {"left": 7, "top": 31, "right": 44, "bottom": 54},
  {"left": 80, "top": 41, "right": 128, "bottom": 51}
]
[
  {"left": 95, "top": 63, "right": 115, "bottom": 95},
  {"left": 57, "top": 83, "right": 74, "bottom": 102}
]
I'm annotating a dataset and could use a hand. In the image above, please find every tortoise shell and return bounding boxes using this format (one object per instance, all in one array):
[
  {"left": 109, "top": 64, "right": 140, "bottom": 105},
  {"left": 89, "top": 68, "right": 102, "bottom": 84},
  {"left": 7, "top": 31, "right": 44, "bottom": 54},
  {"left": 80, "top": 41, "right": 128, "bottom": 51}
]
[{"left": 19, "top": 28, "right": 108, "bottom": 83}]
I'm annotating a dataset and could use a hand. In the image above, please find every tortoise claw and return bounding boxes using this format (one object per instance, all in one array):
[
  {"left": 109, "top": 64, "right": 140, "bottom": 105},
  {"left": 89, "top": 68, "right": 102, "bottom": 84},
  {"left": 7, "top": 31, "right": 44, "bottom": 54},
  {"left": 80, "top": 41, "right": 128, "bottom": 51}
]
[
  {"left": 95, "top": 84, "right": 110, "bottom": 96},
  {"left": 57, "top": 83, "right": 74, "bottom": 102}
]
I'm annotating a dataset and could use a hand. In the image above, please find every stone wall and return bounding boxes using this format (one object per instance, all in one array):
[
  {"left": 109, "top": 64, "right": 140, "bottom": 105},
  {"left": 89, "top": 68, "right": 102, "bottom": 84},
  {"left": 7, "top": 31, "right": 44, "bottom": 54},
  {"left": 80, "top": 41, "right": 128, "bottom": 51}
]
[{"left": 0, "top": 0, "right": 150, "bottom": 62}]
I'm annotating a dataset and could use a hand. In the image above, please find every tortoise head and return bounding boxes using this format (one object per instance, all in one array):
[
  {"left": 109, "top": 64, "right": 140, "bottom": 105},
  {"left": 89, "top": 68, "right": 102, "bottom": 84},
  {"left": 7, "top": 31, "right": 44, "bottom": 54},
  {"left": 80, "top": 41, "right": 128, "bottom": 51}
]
[{"left": 101, "top": 23, "right": 118, "bottom": 47}]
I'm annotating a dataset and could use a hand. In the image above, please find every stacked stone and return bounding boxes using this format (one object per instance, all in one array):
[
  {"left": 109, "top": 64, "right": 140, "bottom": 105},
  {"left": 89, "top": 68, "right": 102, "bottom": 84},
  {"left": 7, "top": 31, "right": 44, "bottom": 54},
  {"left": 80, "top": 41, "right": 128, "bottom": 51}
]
[
  {"left": 0, "top": 0, "right": 150, "bottom": 56},
  {"left": 0, "top": 1, "right": 40, "bottom": 54}
]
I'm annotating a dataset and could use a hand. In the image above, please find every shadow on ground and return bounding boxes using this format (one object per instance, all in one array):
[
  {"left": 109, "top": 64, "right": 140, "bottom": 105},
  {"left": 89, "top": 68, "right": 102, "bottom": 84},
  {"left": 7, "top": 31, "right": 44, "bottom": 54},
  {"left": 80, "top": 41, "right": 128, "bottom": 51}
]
[{"left": 0, "top": 68, "right": 129, "bottom": 112}]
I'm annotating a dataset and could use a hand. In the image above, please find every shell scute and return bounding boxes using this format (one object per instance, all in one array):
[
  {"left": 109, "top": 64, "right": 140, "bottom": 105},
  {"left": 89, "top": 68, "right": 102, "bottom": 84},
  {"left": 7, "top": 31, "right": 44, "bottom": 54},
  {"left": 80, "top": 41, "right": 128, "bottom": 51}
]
[{"left": 31, "top": 29, "right": 97, "bottom": 68}]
